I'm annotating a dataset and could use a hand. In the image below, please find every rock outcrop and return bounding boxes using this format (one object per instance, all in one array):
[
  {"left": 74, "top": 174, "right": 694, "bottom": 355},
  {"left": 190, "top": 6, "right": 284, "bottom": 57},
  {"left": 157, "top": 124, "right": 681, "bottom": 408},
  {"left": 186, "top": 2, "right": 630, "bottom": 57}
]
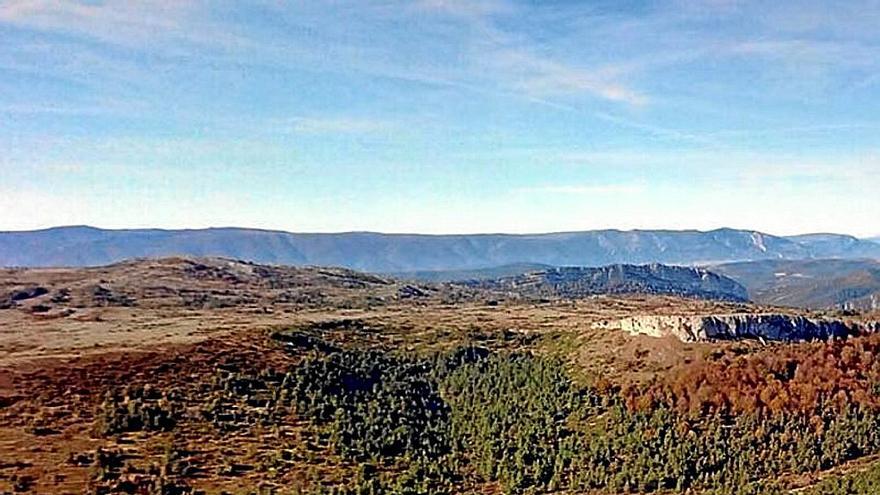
[
  {"left": 596, "top": 314, "right": 880, "bottom": 343},
  {"left": 469, "top": 264, "right": 749, "bottom": 302}
]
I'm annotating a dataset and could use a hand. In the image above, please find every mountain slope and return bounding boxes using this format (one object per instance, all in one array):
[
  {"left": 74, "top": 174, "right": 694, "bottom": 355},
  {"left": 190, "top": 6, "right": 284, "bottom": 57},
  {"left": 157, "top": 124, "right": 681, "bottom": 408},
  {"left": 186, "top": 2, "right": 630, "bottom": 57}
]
[
  {"left": 713, "top": 258, "right": 880, "bottom": 310},
  {"left": 785, "top": 233, "right": 880, "bottom": 259},
  {"left": 466, "top": 264, "right": 750, "bottom": 302},
  {"left": 389, "top": 263, "right": 553, "bottom": 283},
  {"left": 2, "top": 226, "right": 880, "bottom": 272},
  {"left": 0, "top": 256, "right": 438, "bottom": 313}
]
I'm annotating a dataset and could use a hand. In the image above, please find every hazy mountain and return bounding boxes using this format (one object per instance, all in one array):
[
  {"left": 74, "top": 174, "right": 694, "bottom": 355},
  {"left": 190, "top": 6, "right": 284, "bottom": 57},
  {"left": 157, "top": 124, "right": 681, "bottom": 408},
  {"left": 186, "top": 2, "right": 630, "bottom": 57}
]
[
  {"left": 713, "top": 258, "right": 880, "bottom": 310},
  {"left": 784, "top": 233, "right": 880, "bottom": 259},
  {"left": 465, "top": 264, "right": 749, "bottom": 302},
  {"left": 3, "top": 226, "right": 880, "bottom": 272}
]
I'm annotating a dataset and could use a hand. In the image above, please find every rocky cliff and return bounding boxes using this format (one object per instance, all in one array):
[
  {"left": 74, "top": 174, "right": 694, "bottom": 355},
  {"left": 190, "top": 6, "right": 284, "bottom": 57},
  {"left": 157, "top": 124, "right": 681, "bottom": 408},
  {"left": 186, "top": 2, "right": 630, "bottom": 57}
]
[
  {"left": 468, "top": 264, "right": 749, "bottom": 302},
  {"left": 596, "top": 314, "right": 880, "bottom": 343}
]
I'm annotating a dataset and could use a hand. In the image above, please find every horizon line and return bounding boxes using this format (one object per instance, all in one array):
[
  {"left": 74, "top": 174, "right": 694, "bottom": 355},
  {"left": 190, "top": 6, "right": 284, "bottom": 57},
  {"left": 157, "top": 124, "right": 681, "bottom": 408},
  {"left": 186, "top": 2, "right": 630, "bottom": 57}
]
[{"left": 0, "top": 224, "right": 876, "bottom": 240}]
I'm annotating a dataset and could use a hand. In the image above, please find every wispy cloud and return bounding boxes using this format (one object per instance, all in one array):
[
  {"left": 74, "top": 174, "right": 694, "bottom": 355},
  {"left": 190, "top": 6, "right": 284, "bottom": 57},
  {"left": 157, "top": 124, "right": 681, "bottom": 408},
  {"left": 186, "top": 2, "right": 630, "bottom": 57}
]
[
  {"left": 737, "top": 155, "right": 880, "bottom": 183},
  {"left": 705, "top": 123, "right": 880, "bottom": 138},
  {"left": 514, "top": 183, "right": 647, "bottom": 196},
  {"left": 16, "top": 2, "right": 253, "bottom": 52},
  {"left": 288, "top": 117, "right": 394, "bottom": 134},
  {"left": 403, "top": 0, "right": 649, "bottom": 105},
  {"left": 0, "top": 99, "right": 143, "bottom": 116},
  {"left": 495, "top": 51, "right": 649, "bottom": 105},
  {"left": 0, "top": 1, "right": 196, "bottom": 45},
  {"left": 416, "top": 0, "right": 510, "bottom": 19},
  {"left": 594, "top": 112, "right": 711, "bottom": 144},
  {"left": 727, "top": 38, "right": 877, "bottom": 70}
]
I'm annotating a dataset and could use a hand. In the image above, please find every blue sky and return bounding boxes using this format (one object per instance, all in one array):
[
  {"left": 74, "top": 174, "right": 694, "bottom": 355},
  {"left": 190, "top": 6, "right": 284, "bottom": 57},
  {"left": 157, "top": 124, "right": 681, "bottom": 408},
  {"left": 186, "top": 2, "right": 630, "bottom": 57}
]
[{"left": 1, "top": 0, "right": 879, "bottom": 236}]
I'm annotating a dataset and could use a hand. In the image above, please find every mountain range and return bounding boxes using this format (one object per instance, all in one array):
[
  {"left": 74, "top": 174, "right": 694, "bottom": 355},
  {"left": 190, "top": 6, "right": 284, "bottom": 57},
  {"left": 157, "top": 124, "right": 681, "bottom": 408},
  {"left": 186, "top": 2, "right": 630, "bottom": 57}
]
[{"left": 2, "top": 225, "right": 880, "bottom": 272}]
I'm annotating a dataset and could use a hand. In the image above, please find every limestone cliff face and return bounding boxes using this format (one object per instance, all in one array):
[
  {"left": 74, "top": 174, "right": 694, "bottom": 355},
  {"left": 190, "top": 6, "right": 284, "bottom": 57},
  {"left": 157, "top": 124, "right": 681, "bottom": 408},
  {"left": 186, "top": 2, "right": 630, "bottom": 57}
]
[{"left": 596, "top": 314, "right": 880, "bottom": 343}]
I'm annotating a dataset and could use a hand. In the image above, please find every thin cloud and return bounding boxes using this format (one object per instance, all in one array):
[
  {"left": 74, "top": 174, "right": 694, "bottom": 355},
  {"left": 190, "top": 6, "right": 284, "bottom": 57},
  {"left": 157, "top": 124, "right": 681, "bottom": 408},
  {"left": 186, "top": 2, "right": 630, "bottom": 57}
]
[
  {"left": 499, "top": 51, "right": 649, "bottom": 105},
  {"left": 737, "top": 157, "right": 880, "bottom": 183},
  {"left": 0, "top": 1, "right": 652, "bottom": 111},
  {"left": 514, "top": 183, "right": 647, "bottom": 195},
  {"left": 594, "top": 112, "right": 712, "bottom": 144},
  {"left": 289, "top": 117, "right": 395, "bottom": 134},
  {"left": 0, "top": 0, "right": 246, "bottom": 54},
  {"left": 0, "top": 99, "right": 143, "bottom": 116},
  {"left": 409, "top": 0, "right": 649, "bottom": 105},
  {"left": 0, "top": 1, "right": 186, "bottom": 40},
  {"left": 416, "top": 0, "right": 510, "bottom": 19},
  {"left": 705, "top": 123, "right": 880, "bottom": 138},
  {"left": 728, "top": 39, "right": 876, "bottom": 67}
]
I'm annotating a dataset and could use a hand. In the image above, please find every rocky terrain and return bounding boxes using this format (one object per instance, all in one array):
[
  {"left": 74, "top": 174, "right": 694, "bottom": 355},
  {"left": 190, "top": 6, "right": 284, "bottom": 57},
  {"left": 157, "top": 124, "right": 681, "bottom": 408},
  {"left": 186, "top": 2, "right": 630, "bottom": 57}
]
[
  {"left": 599, "top": 313, "right": 879, "bottom": 343},
  {"left": 3, "top": 226, "right": 880, "bottom": 271},
  {"left": 465, "top": 264, "right": 750, "bottom": 302},
  {"left": 402, "top": 257, "right": 880, "bottom": 312}
]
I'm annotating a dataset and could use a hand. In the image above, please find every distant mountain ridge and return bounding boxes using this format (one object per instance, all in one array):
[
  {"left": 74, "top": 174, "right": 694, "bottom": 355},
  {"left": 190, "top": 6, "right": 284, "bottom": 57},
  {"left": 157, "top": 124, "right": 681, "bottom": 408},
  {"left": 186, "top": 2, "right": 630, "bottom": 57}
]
[
  {"left": 2, "top": 225, "right": 880, "bottom": 272},
  {"left": 785, "top": 233, "right": 880, "bottom": 259}
]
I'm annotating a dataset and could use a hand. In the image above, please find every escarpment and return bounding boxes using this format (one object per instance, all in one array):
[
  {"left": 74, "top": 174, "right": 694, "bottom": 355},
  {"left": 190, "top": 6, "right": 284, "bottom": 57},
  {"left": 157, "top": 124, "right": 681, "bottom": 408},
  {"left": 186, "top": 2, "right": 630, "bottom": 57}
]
[
  {"left": 595, "top": 314, "right": 880, "bottom": 343},
  {"left": 467, "top": 264, "right": 749, "bottom": 302}
]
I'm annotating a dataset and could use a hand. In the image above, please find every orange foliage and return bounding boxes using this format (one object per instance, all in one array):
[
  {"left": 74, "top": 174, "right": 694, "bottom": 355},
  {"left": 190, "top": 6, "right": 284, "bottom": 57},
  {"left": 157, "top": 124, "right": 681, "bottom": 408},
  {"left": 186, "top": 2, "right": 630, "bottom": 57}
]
[{"left": 629, "top": 334, "right": 880, "bottom": 417}]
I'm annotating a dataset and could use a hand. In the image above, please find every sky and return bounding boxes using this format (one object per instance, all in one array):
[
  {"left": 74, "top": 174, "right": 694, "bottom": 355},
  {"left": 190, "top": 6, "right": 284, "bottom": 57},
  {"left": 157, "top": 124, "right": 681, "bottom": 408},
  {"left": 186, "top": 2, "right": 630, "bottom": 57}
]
[{"left": 0, "top": 0, "right": 879, "bottom": 236}]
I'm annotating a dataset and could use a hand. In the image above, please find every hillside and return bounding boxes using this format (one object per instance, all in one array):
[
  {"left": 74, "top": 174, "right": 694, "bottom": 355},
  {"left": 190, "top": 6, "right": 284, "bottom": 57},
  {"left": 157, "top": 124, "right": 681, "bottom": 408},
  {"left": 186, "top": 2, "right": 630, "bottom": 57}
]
[
  {"left": 3, "top": 226, "right": 880, "bottom": 272},
  {"left": 389, "top": 262, "right": 552, "bottom": 283},
  {"left": 0, "top": 259, "right": 749, "bottom": 320},
  {"left": 785, "top": 234, "right": 880, "bottom": 259},
  {"left": 0, "top": 257, "right": 457, "bottom": 316},
  {"left": 713, "top": 258, "right": 880, "bottom": 310},
  {"left": 465, "top": 264, "right": 750, "bottom": 302}
]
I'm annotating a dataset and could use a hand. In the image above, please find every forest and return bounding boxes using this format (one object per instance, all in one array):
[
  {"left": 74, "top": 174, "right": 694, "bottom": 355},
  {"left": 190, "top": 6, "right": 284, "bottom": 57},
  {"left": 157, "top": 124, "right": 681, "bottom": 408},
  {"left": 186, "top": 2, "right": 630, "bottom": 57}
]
[
  {"left": 91, "top": 330, "right": 880, "bottom": 494},
  {"left": 83, "top": 326, "right": 880, "bottom": 494}
]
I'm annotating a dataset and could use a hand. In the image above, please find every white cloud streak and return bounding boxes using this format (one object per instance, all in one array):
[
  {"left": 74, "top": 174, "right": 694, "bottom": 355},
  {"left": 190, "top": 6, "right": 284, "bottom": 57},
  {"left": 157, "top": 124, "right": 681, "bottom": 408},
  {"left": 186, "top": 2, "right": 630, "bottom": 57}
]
[
  {"left": 288, "top": 117, "right": 394, "bottom": 134},
  {"left": 514, "top": 183, "right": 647, "bottom": 196}
]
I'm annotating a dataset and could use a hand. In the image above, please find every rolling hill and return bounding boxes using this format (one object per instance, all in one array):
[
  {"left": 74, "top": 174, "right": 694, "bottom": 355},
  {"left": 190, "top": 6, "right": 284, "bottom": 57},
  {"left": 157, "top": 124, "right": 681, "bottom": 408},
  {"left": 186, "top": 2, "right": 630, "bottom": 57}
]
[{"left": 3, "top": 226, "right": 880, "bottom": 272}]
